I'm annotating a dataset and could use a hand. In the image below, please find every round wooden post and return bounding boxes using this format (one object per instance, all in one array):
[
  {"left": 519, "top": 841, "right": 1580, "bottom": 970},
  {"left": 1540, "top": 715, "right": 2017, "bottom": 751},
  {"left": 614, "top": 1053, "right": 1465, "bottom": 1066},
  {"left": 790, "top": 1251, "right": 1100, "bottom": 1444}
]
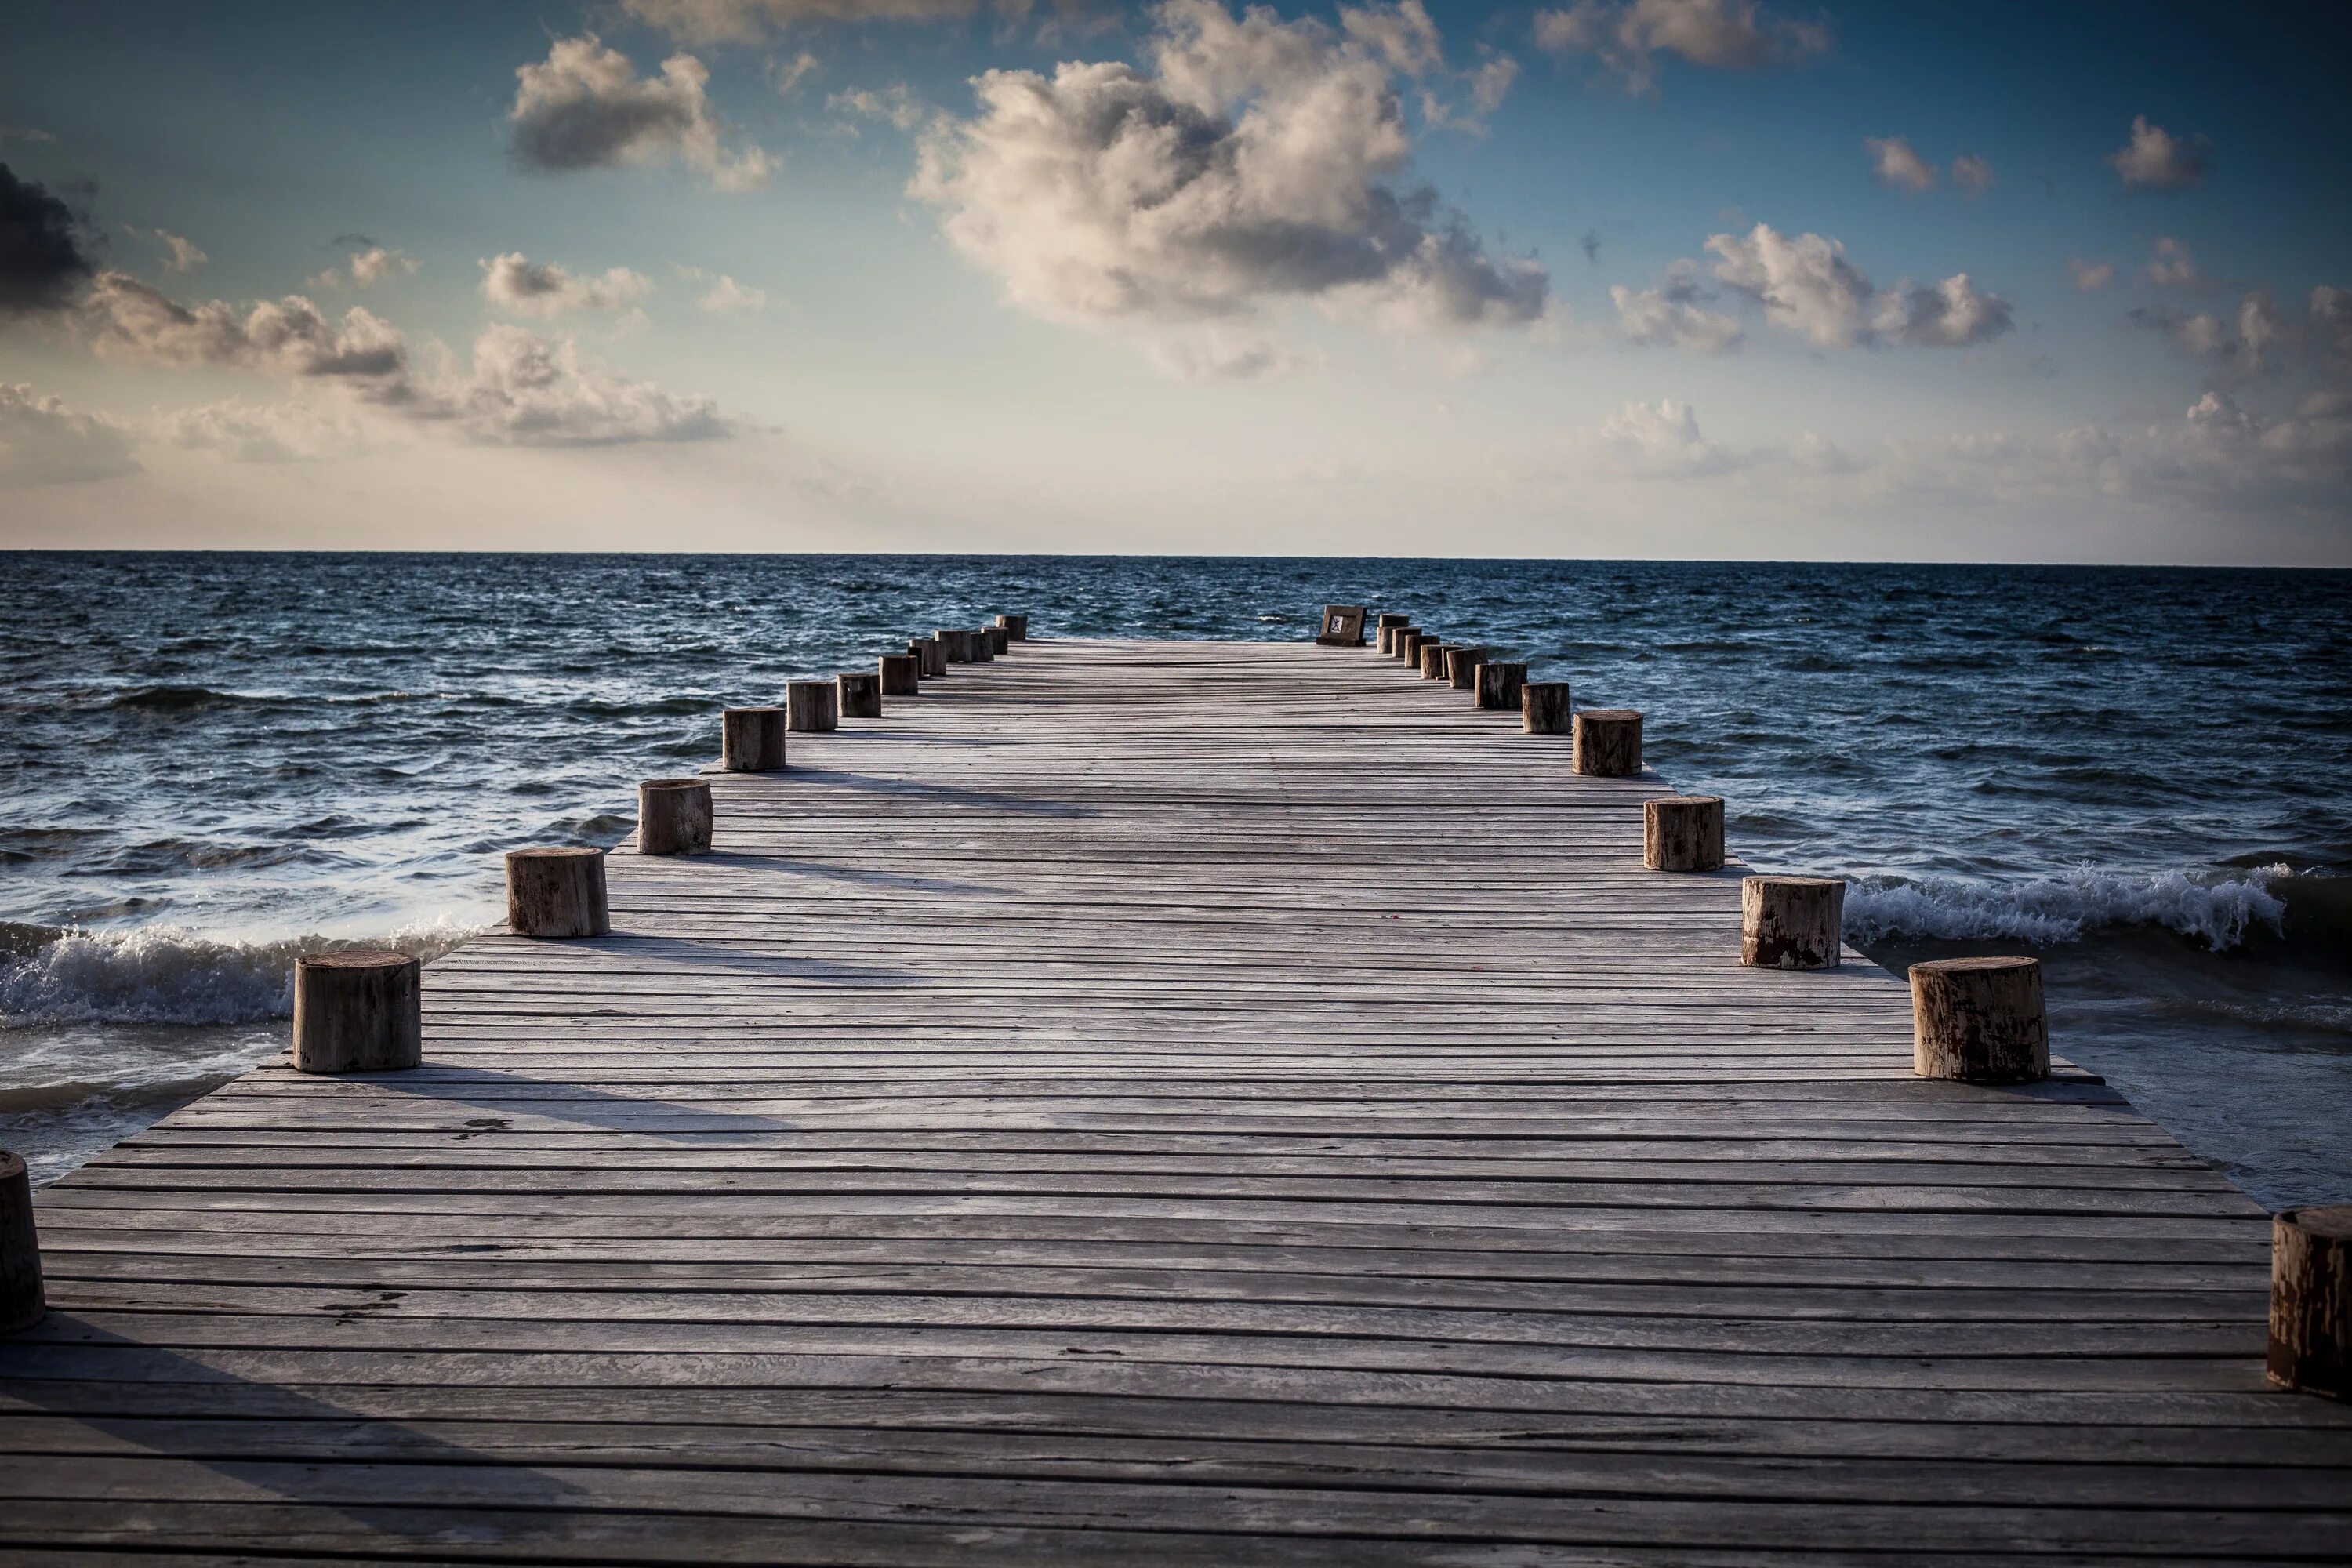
[
  {"left": 1911, "top": 956, "right": 2048, "bottom": 1082},
  {"left": 880, "top": 654, "right": 920, "bottom": 696},
  {"left": 911, "top": 637, "right": 943, "bottom": 677},
  {"left": 1572, "top": 709, "right": 1642, "bottom": 775},
  {"left": 506, "top": 847, "right": 609, "bottom": 938},
  {"left": 0, "top": 1150, "right": 42, "bottom": 1335},
  {"left": 2270, "top": 1207, "right": 2352, "bottom": 1398},
  {"left": 938, "top": 630, "right": 971, "bottom": 664},
  {"left": 720, "top": 706, "right": 786, "bottom": 771},
  {"left": 985, "top": 626, "right": 1010, "bottom": 656},
  {"left": 1445, "top": 646, "right": 1486, "bottom": 691},
  {"left": 1475, "top": 662, "right": 1526, "bottom": 711},
  {"left": 1741, "top": 877, "right": 1842, "bottom": 970},
  {"left": 1375, "top": 614, "right": 1408, "bottom": 654},
  {"left": 1523, "top": 682, "right": 1571, "bottom": 734},
  {"left": 838, "top": 671, "right": 882, "bottom": 720},
  {"left": 969, "top": 630, "right": 995, "bottom": 663},
  {"left": 1420, "top": 641, "right": 1451, "bottom": 680},
  {"left": 292, "top": 950, "right": 422, "bottom": 1073},
  {"left": 786, "top": 680, "right": 838, "bottom": 732},
  {"left": 637, "top": 778, "right": 712, "bottom": 856},
  {"left": 1644, "top": 797, "right": 1724, "bottom": 872},
  {"left": 1396, "top": 629, "right": 1427, "bottom": 665},
  {"left": 996, "top": 614, "right": 1028, "bottom": 641}
]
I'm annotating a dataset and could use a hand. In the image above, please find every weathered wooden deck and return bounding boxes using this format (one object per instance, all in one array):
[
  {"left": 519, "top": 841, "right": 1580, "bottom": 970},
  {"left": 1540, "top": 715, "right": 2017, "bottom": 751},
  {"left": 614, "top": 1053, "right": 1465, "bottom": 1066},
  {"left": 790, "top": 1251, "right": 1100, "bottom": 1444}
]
[{"left": 4, "top": 637, "right": 2347, "bottom": 1564}]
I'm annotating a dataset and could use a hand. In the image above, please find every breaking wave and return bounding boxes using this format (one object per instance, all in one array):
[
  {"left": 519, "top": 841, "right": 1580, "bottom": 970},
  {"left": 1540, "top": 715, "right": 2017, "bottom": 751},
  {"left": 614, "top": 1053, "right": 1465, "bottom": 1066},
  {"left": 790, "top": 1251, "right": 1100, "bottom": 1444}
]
[
  {"left": 0, "top": 917, "right": 481, "bottom": 1028},
  {"left": 1844, "top": 865, "right": 2295, "bottom": 950}
]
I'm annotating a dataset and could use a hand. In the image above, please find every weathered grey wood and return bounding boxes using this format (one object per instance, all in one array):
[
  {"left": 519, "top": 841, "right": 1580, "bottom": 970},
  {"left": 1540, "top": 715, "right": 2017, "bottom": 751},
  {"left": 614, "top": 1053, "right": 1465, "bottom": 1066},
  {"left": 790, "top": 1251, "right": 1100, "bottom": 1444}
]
[
  {"left": 290, "top": 951, "right": 421, "bottom": 1073},
  {"left": 997, "top": 615, "right": 1028, "bottom": 642},
  {"left": 719, "top": 706, "right": 786, "bottom": 772},
  {"left": 1445, "top": 644, "right": 1487, "bottom": 690},
  {"left": 879, "top": 654, "right": 920, "bottom": 697},
  {"left": 6, "top": 637, "right": 2337, "bottom": 1564},
  {"left": 1645, "top": 796, "right": 1724, "bottom": 872},
  {"left": 985, "top": 626, "right": 1010, "bottom": 656},
  {"left": 786, "top": 680, "right": 839, "bottom": 732},
  {"left": 503, "top": 847, "right": 609, "bottom": 938},
  {"left": 0, "top": 1151, "right": 43, "bottom": 1334},
  {"left": 1419, "top": 641, "right": 1451, "bottom": 678},
  {"left": 969, "top": 630, "right": 996, "bottom": 663},
  {"left": 909, "top": 637, "right": 942, "bottom": 677},
  {"left": 1523, "top": 681, "right": 1571, "bottom": 734},
  {"left": 1394, "top": 628, "right": 1426, "bottom": 664},
  {"left": 1474, "top": 660, "right": 1525, "bottom": 710},
  {"left": 636, "top": 778, "right": 713, "bottom": 856},
  {"left": 838, "top": 672, "right": 883, "bottom": 720},
  {"left": 2270, "top": 1207, "right": 2352, "bottom": 1398},
  {"left": 1741, "top": 875, "right": 1842, "bottom": 970},
  {"left": 936, "top": 629, "right": 971, "bottom": 664},
  {"left": 1912, "top": 956, "right": 2049, "bottom": 1083},
  {"left": 1573, "top": 707, "right": 1642, "bottom": 776}
]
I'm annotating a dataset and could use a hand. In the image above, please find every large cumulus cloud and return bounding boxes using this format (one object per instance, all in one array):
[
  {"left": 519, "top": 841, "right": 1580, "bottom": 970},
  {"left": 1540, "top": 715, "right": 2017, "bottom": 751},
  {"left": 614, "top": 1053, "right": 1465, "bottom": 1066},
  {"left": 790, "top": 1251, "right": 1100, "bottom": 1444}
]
[
  {"left": 1, "top": 162, "right": 95, "bottom": 317},
  {"left": 508, "top": 35, "right": 775, "bottom": 191},
  {"left": 909, "top": 0, "right": 1546, "bottom": 372},
  {"left": 1704, "top": 223, "right": 2012, "bottom": 350}
]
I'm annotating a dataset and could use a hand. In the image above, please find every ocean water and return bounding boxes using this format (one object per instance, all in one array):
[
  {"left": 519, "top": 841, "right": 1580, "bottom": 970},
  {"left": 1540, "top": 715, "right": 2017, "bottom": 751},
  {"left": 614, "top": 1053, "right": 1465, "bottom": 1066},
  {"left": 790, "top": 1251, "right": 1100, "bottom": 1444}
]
[{"left": 2, "top": 552, "right": 2347, "bottom": 1206}]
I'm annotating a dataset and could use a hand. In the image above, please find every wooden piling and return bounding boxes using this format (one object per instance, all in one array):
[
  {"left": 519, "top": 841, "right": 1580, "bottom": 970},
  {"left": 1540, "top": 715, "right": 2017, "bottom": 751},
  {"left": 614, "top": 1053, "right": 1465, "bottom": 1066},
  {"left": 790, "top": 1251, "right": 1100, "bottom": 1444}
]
[
  {"left": 1741, "top": 876, "right": 1843, "bottom": 969},
  {"left": 292, "top": 950, "right": 423, "bottom": 1074},
  {"left": 1645, "top": 796, "right": 1725, "bottom": 872},
  {"left": 838, "top": 671, "right": 883, "bottom": 720},
  {"left": 1572, "top": 709, "right": 1642, "bottom": 775},
  {"left": 637, "top": 778, "right": 713, "bottom": 856},
  {"left": 1445, "top": 646, "right": 1487, "bottom": 691},
  {"left": 880, "top": 654, "right": 920, "bottom": 697},
  {"left": 1911, "top": 956, "right": 2049, "bottom": 1083},
  {"left": 1375, "top": 614, "right": 1409, "bottom": 655},
  {"left": 505, "top": 847, "right": 609, "bottom": 938},
  {"left": 1522, "top": 681, "right": 1571, "bottom": 734},
  {"left": 1475, "top": 661, "right": 1526, "bottom": 711},
  {"left": 1396, "top": 629, "right": 1428, "bottom": 665},
  {"left": 1420, "top": 641, "right": 1451, "bottom": 679},
  {"left": 996, "top": 614, "right": 1028, "bottom": 641},
  {"left": 985, "top": 626, "right": 1010, "bottom": 656},
  {"left": 0, "top": 1149, "right": 46, "bottom": 1335},
  {"left": 786, "top": 681, "right": 839, "bottom": 732},
  {"left": 720, "top": 706, "right": 786, "bottom": 772},
  {"left": 2269, "top": 1207, "right": 2352, "bottom": 1398},
  {"left": 937, "top": 630, "right": 971, "bottom": 664},
  {"left": 910, "top": 637, "right": 943, "bottom": 677}
]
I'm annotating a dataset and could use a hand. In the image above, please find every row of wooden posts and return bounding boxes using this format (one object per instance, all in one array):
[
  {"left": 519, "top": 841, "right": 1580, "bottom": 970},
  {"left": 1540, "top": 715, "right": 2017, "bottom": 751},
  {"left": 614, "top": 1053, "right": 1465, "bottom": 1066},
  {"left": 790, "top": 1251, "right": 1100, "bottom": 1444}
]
[
  {"left": 2, "top": 608, "right": 2344, "bottom": 1397},
  {"left": 1345, "top": 605, "right": 2347, "bottom": 1399}
]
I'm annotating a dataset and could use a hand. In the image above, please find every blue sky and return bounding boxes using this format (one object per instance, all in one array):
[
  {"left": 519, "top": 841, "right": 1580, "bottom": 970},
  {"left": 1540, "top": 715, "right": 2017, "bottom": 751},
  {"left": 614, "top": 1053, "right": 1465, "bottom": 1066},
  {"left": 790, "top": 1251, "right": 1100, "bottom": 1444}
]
[{"left": 2, "top": 0, "right": 2347, "bottom": 561}]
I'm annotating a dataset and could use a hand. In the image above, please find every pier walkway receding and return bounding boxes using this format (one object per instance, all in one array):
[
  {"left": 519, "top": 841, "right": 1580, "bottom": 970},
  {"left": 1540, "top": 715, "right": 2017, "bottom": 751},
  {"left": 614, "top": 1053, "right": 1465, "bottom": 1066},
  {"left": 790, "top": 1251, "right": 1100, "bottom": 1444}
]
[{"left": 5, "top": 638, "right": 2347, "bottom": 1563}]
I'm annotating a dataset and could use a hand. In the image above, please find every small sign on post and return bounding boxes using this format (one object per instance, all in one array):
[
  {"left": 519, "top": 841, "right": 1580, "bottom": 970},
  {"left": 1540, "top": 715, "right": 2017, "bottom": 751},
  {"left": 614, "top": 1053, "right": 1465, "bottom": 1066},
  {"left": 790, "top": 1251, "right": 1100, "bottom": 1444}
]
[{"left": 1316, "top": 605, "right": 1367, "bottom": 647}]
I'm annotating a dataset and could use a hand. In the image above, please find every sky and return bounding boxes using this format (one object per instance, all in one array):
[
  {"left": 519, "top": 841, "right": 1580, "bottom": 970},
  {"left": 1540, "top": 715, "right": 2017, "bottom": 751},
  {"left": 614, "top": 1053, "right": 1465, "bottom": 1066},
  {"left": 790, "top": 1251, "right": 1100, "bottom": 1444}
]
[{"left": 2, "top": 0, "right": 2347, "bottom": 562}]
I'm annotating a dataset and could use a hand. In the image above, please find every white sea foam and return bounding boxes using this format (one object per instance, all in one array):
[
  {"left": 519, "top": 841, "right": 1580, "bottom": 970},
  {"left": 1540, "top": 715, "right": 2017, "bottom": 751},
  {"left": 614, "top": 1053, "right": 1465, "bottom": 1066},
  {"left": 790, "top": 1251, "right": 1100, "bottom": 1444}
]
[
  {"left": 1843, "top": 865, "right": 2290, "bottom": 950},
  {"left": 0, "top": 916, "right": 482, "bottom": 1028}
]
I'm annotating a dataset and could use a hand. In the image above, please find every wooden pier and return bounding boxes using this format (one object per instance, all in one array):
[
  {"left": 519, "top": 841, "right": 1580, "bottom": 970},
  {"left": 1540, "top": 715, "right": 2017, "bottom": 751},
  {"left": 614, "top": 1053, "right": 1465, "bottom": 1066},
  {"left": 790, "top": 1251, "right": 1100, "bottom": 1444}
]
[{"left": 3, "top": 637, "right": 2347, "bottom": 1563}]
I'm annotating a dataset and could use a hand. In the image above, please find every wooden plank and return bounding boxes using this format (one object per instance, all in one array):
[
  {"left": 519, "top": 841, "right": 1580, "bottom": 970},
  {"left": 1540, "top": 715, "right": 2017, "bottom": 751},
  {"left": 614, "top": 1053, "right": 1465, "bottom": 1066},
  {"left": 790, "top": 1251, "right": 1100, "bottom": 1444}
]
[{"left": 4, "top": 637, "right": 2344, "bottom": 1566}]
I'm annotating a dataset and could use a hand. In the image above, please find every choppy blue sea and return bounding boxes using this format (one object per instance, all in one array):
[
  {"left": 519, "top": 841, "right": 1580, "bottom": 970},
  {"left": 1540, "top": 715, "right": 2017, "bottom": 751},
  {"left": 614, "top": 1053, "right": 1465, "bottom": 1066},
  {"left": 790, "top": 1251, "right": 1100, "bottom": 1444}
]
[{"left": 2, "top": 553, "right": 2347, "bottom": 1204}]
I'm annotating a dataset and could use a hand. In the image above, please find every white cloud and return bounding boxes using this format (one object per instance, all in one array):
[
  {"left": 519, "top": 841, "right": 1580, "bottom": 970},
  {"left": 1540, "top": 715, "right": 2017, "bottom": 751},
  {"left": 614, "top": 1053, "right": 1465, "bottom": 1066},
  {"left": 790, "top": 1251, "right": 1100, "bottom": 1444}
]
[
  {"left": 126, "top": 227, "right": 206, "bottom": 272},
  {"left": 508, "top": 34, "right": 775, "bottom": 191},
  {"left": 1610, "top": 274, "right": 1742, "bottom": 352},
  {"left": 909, "top": 0, "right": 1545, "bottom": 372},
  {"left": 2145, "top": 236, "right": 2201, "bottom": 287},
  {"left": 2069, "top": 258, "right": 2116, "bottom": 291},
  {"left": 2314, "top": 285, "right": 2352, "bottom": 367},
  {"left": 829, "top": 83, "right": 927, "bottom": 131},
  {"left": 80, "top": 273, "right": 414, "bottom": 394},
  {"left": 1588, "top": 396, "right": 1740, "bottom": 476},
  {"left": 2110, "top": 114, "right": 2207, "bottom": 191},
  {"left": 158, "top": 397, "right": 367, "bottom": 463},
  {"left": 1533, "top": 0, "right": 1830, "bottom": 95},
  {"left": 622, "top": 0, "right": 1019, "bottom": 45},
  {"left": 1705, "top": 223, "right": 2010, "bottom": 350},
  {"left": 1864, "top": 135, "right": 1935, "bottom": 192},
  {"left": 0, "top": 383, "right": 140, "bottom": 485},
  {"left": 1951, "top": 153, "right": 1993, "bottom": 194},
  {"left": 311, "top": 245, "right": 419, "bottom": 289},
  {"left": 440, "top": 325, "right": 727, "bottom": 445},
  {"left": 2127, "top": 291, "right": 2281, "bottom": 379},
  {"left": 771, "top": 51, "right": 821, "bottom": 93},
  {"left": 76, "top": 273, "right": 725, "bottom": 448},
  {"left": 676, "top": 266, "right": 768, "bottom": 313},
  {"left": 480, "top": 253, "right": 656, "bottom": 316},
  {"left": 1871, "top": 273, "right": 2013, "bottom": 348}
]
